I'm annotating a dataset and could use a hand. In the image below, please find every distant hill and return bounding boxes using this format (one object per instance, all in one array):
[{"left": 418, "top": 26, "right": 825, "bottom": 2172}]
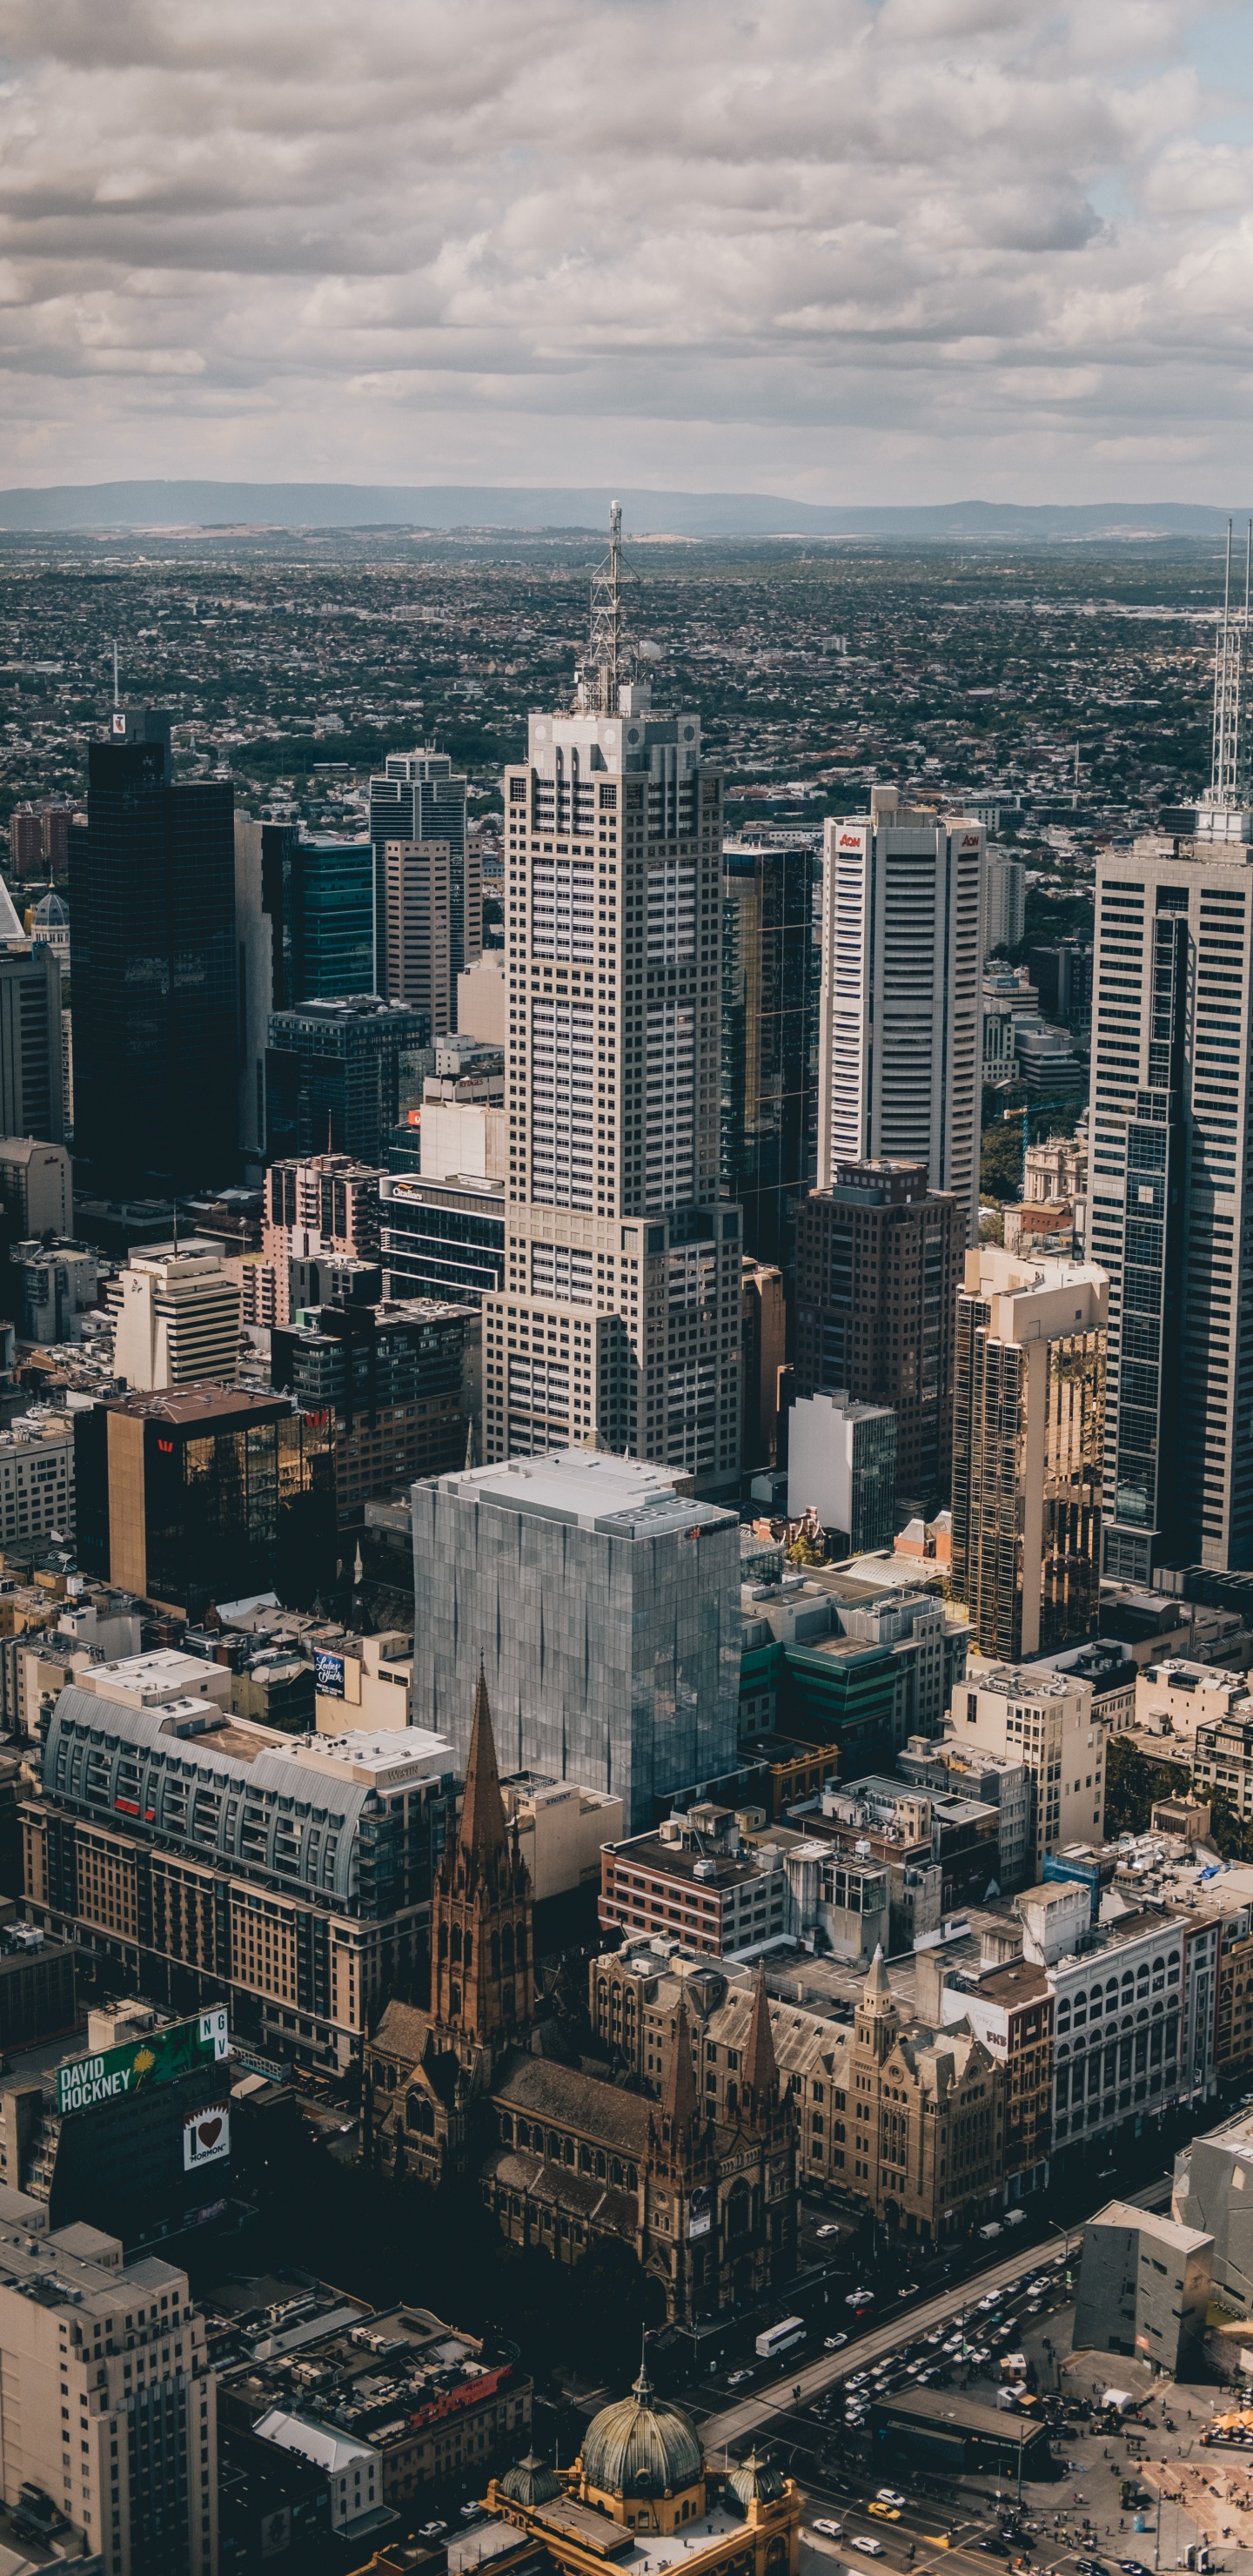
[{"left": 0, "top": 480, "right": 1246, "bottom": 540}]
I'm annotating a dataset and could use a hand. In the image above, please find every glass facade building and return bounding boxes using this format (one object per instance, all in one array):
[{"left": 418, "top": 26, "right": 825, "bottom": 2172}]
[
  {"left": 73, "top": 727, "right": 238, "bottom": 1193},
  {"left": 411, "top": 1451, "right": 741, "bottom": 1830},
  {"left": 263, "top": 828, "right": 374, "bottom": 1003},
  {"left": 265, "top": 996, "right": 431, "bottom": 1166},
  {"left": 379, "top": 1171, "right": 506, "bottom": 1308},
  {"left": 74, "top": 1385, "right": 336, "bottom": 1618},
  {"left": 720, "top": 835, "right": 821, "bottom": 1278}
]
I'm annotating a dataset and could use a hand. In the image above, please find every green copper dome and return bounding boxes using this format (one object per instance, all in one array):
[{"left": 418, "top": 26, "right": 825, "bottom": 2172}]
[
  {"left": 727, "top": 2446, "right": 786, "bottom": 2509},
  {"left": 581, "top": 2365, "right": 704, "bottom": 2499},
  {"left": 499, "top": 2449, "right": 563, "bottom": 2507}
]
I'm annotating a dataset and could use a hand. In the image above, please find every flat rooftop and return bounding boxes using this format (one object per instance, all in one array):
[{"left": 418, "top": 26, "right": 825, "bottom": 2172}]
[
  {"left": 100, "top": 1382, "right": 290, "bottom": 1426},
  {"left": 434, "top": 1450, "right": 736, "bottom": 1540}
]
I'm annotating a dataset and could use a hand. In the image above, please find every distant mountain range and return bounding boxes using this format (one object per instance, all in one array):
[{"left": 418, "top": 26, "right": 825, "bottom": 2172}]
[{"left": 0, "top": 481, "right": 1247, "bottom": 540}]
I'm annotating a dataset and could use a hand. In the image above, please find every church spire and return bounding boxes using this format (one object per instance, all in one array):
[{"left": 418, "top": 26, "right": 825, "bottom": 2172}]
[
  {"left": 660, "top": 1984, "right": 700, "bottom": 2141},
  {"left": 742, "top": 1971, "right": 777, "bottom": 2102},
  {"left": 459, "top": 1659, "right": 508, "bottom": 1875}
]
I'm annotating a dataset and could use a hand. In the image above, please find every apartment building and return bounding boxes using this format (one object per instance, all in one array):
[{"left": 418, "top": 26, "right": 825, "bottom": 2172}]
[
  {"left": 948, "top": 1667, "right": 1106, "bottom": 1869},
  {"left": 927, "top": 1944, "right": 1054, "bottom": 2197},
  {"left": 22, "top": 1651, "right": 458, "bottom": 2071},
  {"left": 0, "top": 1412, "right": 74, "bottom": 1547},
  {"left": 0, "top": 2217, "right": 216, "bottom": 2573},
  {"left": 263, "top": 1153, "right": 386, "bottom": 1327},
  {"left": 600, "top": 1809, "right": 790, "bottom": 1957}
]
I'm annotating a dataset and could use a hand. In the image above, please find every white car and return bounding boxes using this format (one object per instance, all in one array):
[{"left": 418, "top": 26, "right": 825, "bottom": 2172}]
[
  {"left": 877, "top": 2491, "right": 906, "bottom": 2508},
  {"left": 853, "top": 2540, "right": 884, "bottom": 2557},
  {"left": 812, "top": 2521, "right": 842, "bottom": 2539},
  {"left": 816, "top": 2223, "right": 841, "bottom": 2239},
  {"left": 825, "top": 2333, "right": 849, "bottom": 2351},
  {"left": 846, "top": 2371, "right": 868, "bottom": 2388},
  {"left": 978, "top": 2292, "right": 1000, "bottom": 2311}
]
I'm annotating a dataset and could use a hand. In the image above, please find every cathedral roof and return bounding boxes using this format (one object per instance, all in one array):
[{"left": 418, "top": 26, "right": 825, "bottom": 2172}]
[
  {"left": 581, "top": 2363, "right": 704, "bottom": 2500},
  {"left": 459, "top": 1660, "right": 511, "bottom": 1872},
  {"left": 492, "top": 2050, "right": 653, "bottom": 2156}
]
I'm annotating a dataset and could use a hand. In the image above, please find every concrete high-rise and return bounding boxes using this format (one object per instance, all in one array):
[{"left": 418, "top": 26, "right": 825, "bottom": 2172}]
[
  {"left": 265, "top": 995, "right": 429, "bottom": 1166},
  {"left": 113, "top": 1241, "right": 242, "bottom": 1390},
  {"left": 818, "top": 788, "right": 985, "bottom": 1238},
  {"left": 794, "top": 1158, "right": 963, "bottom": 1512},
  {"left": 951, "top": 1246, "right": 1108, "bottom": 1660},
  {"left": 369, "top": 750, "right": 477, "bottom": 1015},
  {"left": 486, "top": 507, "right": 741, "bottom": 1493},
  {"left": 72, "top": 715, "right": 238, "bottom": 1193},
  {"left": 984, "top": 852, "right": 1025, "bottom": 955},
  {"left": 720, "top": 834, "right": 821, "bottom": 1272},
  {"left": 383, "top": 839, "right": 452, "bottom": 1034}
]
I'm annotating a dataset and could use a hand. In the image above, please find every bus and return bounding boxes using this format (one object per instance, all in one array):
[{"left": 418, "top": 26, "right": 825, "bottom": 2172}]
[{"left": 755, "top": 2316, "right": 806, "bottom": 2363}]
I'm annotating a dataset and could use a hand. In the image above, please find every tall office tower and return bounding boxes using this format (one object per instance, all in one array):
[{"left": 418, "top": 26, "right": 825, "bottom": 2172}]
[
  {"left": 72, "top": 715, "right": 238, "bottom": 1193},
  {"left": 234, "top": 815, "right": 276, "bottom": 1171},
  {"left": 0, "top": 940, "right": 64, "bottom": 1143},
  {"left": 112, "top": 1241, "right": 243, "bottom": 1390},
  {"left": 951, "top": 1245, "right": 1108, "bottom": 1660},
  {"left": 272, "top": 1294, "right": 478, "bottom": 1526},
  {"left": 984, "top": 852, "right": 1025, "bottom": 954},
  {"left": 370, "top": 750, "right": 477, "bottom": 1017},
  {"left": 794, "top": 1159, "right": 963, "bottom": 1512},
  {"left": 383, "top": 839, "right": 452, "bottom": 1032},
  {"left": 265, "top": 996, "right": 429, "bottom": 1166},
  {"left": 486, "top": 507, "right": 741, "bottom": 1492},
  {"left": 740, "top": 1255, "right": 786, "bottom": 1468},
  {"left": 818, "top": 787, "right": 986, "bottom": 1239},
  {"left": 1095, "top": 537, "right": 1253, "bottom": 1581},
  {"left": 271, "top": 833, "right": 374, "bottom": 1003},
  {"left": 720, "top": 835, "right": 821, "bottom": 1271}
]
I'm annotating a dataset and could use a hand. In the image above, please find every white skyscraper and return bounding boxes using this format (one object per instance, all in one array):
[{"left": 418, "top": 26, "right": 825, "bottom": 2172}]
[
  {"left": 482, "top": 508, "right": 741, "bottom": 1493},
  {"left": 818, "top": 787, "right": 986, "bottom": 1238},
  {"left": 1094, "top": 522, "right": 1253, "bottom": 1580}
]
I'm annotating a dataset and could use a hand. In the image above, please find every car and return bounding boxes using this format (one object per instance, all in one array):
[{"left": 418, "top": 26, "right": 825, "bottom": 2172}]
[
  {"left": 459, "top": 2506, "right": 486, "bottom": 2526},
  {"left": 978, "top": 2292, "right": 1001, "bottom": 2311},
  {"left": 1096, "top": 2164, "right": 1117, "bottom": 2181},
  {"left": 852, "top": 2539, "right": 884, "bottom": 2557},
  {"left": 825, "top": 2333, "right": 849, "bottom": 2351},
  {"left": 897, "top": 2281, "right": 921, "bottom": 2297},
  {"left": 976, "top": 2544, "right": 1008, "bottom": 2559},
  {"left": 877, "top": 2492, "right": 906, "bottom": 2508},
  {"left": 1119, "top": 2563, "right": 1150, "bottom": 2574},
  {"left": 846, "top": 2371, "right": 868, "bottom": 2387},
  {"left": 811, "top": 2521, "right": 842, "bottom": 2539},
  {"left": 419, "top": 2526, "right": 449, "bottom": 2541},
  {"left": 868, "top": 2505, "right": 901, "bottom": 2520},
  {"left": 916, "top": 2369, "right": 936, "bottom": 2384},
  {"left": 845, "top": 2289, "right": 875, "bottom": 2308},
  {"left": 925, "top": 2329, "right": 946, "bottom": 2346},
  {"left": 816, "top": 2223, "right": 841, "bottom": 2239},
  {"left": 727, "top": 2370, "right": 753, "bottom": 2389}
]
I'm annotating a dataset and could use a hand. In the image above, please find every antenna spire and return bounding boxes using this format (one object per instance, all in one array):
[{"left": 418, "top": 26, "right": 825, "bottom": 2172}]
[
  {"left": 578, "top": 502, "right": 629, "bottom": 714},
  {"left": 112, "top": 641, "right": 119, "bottom": 711},
  {"left": 1206, "top": 515, "right": 1250, "bottom": 815}
]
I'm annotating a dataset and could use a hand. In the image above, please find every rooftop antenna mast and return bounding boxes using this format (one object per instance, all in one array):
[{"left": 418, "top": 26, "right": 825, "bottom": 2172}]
[
  {"left": 1208, "top": 516, "right": 1251, "bottom": 810},
  {"left": 580, "top": 502, "right": 629, "bottom": 714},
  {"left": 112, "top": 641, "right": 119, "bottom": 710}
]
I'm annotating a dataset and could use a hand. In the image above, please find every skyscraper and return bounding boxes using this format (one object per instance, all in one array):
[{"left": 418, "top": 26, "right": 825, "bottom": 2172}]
[
  {"left": 485, "top": 507, "right": 741, "bottom": 1492},
  {"left": 369, "top": 749, "right": 477, "bottom": 1019},
  {"left": 72, "top": 716, "right": 238, "bottom": 1192},
  {"left": 0, "top": 939, "right": 64, "bottom": 1142},
  {"left": 818, "top": 786, "right": 986, "bottom": 1238},
  {"left": 720, "top": 834, "right": 821, "bottom": 1273},
  {"left": 1094, "top": 527, "right": 1253, "bottom": 1582},
  {"left": 383, "top": 838, "right": 452, "bottom": 1032},
  {"left": 265, "top": 995, "right": 429, "bottom": 1166}
]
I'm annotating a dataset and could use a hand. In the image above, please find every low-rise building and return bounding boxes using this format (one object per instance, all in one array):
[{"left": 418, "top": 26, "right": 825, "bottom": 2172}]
[
  {"left": 600, "top": 1809, "right": 790, "bottom": 1958},
  {"left": 500, "top": 1773, "right": 624, "bottom": 1905},
  {"left": 1073, "top": 2201, "right": 1212, "bottom": 2377},
  {"left": 1135, "top": 1658, "right": 1248, "bottom": 1741},
  {"left": 0, "top": 1996, "right": 235, "bottom": 2252},
  {"left": 896, "top": 1735, "right": 1034, "bottom": 1892},
  {"left": 252, "top": 2407, "right": 385, "bottom": 2537},
  {"left": 0, "top": 1410, "right": 75, "bottom": 1548},
  {"left": 1030, "top": 1636, "right": 1139, "bottom": 1732}
]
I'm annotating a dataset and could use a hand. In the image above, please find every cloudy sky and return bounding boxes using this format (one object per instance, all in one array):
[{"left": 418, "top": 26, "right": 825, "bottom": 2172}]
[{"left": 1, "top": 0, "right": 1250, "bottom": 502}]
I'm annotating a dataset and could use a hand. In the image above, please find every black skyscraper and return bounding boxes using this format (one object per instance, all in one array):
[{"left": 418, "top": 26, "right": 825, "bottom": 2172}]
[
  {"left": 72, "top": 721, "right": 238, "bottom": 1193},
  {"left": 720, "top": 836, "right": 821, "bottom": 1277}
]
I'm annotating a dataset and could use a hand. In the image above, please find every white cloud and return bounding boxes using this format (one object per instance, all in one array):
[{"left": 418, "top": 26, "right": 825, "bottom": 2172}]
[{"left": 0, "top": 0, "right": 1250, "bottom": 497}]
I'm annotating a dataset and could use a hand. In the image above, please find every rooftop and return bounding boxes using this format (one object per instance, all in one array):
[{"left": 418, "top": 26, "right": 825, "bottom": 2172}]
[
  {"left": 97, "top": 1381, "right": 291, "bottom": 1426},
  {"left": 432, "top": 1450, "right": 737, "bottom": 1542}
]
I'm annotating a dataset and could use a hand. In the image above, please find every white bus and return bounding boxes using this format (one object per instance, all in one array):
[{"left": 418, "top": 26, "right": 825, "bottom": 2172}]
[{"left": 755, "top": 2316, "right": 806, "bottom": 2363}]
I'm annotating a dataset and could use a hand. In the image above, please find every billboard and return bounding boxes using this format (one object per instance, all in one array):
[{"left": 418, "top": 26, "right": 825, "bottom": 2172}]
[
  {"left": 688, "top": 2184, "right": 712, "bottom": 2241},
  {"left": 57, "top": 2007, "right": 230, "bottom": 2116},
  {"left": 314, "top": 1649, "right": 345, "bottom": 1700},
  {"left": 184, "top": 2104, "right": 231, "bottom": 2170}
]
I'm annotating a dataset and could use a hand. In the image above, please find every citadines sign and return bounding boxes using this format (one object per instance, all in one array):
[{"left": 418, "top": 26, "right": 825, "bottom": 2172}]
[{"left": 57, "top": 2008, "right": 230, "bottom": 2116}]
